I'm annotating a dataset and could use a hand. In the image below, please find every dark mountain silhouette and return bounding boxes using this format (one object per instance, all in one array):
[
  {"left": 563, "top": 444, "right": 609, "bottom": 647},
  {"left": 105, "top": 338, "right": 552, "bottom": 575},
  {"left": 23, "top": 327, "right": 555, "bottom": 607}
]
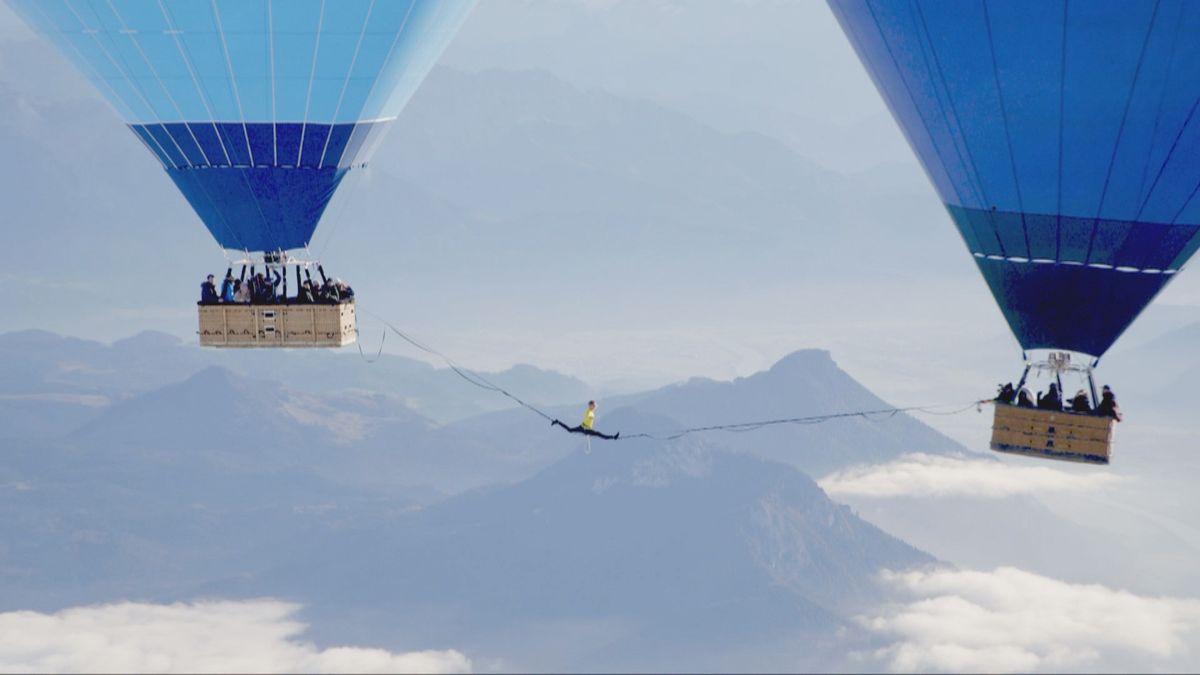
[{"left": 253, "top": 410, "right": 933, "bottom": 671}]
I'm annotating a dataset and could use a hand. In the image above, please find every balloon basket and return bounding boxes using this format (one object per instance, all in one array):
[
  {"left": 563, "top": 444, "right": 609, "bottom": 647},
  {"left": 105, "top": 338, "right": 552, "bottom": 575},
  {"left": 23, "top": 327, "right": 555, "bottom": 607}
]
[
  {"left": 990, "top": 403, "right": 1114, "bottom": 465},
  {"left": 198, "top": 302, "right": 357, "bottom": 348}
]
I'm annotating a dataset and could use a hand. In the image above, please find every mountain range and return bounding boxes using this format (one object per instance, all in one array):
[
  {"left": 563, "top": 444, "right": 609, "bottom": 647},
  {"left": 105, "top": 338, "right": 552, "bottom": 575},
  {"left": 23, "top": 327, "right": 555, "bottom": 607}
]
[
  {"left": 1, "top": 328, "right": 955, "bottom": 670},
  {"left": 262, "top": 411, "right": 932, "bottom": 671},
  {"left": 6, "top": 327, "right": 1192, "bottom": 668}
]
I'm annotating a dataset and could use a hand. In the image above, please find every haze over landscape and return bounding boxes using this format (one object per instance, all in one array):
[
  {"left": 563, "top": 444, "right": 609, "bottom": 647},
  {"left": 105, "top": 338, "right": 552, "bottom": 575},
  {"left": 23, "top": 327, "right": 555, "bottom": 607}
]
[{"left": 3, "top": 1, "right": 1200, "bottom": 672}]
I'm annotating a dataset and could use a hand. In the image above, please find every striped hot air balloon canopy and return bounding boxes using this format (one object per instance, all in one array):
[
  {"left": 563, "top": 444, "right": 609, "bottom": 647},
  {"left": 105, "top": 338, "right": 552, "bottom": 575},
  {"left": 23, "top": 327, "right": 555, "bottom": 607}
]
[
  {"left": 8, "top": 0, "right": 476, "bottom": 252},
  {"left": 829, "top": 0, "right": 1200, "bottom": 357}
]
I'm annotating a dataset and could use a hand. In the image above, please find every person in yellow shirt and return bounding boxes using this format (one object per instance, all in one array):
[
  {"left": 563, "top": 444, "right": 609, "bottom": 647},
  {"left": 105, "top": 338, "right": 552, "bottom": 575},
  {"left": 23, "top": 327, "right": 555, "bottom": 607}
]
[{"left": 552, "top": 400, "right": 619, "bottom": 440}]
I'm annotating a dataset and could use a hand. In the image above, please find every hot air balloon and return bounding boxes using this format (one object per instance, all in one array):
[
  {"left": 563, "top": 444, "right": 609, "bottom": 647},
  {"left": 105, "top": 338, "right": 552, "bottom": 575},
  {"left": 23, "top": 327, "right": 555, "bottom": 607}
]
[
  {"left": 827, "top": 0, "right": 1200, "bottom": 463},
  {"left": 6, "top": 0, "right": 476, "bottom": 347}
]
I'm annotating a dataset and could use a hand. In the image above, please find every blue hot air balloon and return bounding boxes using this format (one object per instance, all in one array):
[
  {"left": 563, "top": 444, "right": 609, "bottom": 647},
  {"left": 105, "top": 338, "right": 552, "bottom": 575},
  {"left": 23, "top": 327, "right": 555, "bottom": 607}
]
[
  {"left": 828, "top": 0, "right": 1200, "bottom": 359},
  {"left": 7, "top": 0, "right": 475, "bottom": 253}
]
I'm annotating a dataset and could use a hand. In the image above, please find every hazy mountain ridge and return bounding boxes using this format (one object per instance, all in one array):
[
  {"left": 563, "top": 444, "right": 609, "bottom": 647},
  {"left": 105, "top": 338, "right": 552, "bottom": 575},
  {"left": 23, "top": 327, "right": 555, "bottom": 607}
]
[
  {"left": 222, "top": 410, "right": 934, "bottom": 671},
  {"left": 440, "top": 0, "right": 917, "bottom": 173},
  {"left": 7, "top": 331, "right": 1184, "bottom": 669},
  {"left": 1, "top": 329, "right": 971, "bottom": 495},
  {"left": 0, "top": 329, "right": 591, "bottom": 428},
  {"left": 379, "top": 66, "right": 961, "bottom": 286},
  {"left": 0, "top": 333, "right": 950, "bottom": 669}
]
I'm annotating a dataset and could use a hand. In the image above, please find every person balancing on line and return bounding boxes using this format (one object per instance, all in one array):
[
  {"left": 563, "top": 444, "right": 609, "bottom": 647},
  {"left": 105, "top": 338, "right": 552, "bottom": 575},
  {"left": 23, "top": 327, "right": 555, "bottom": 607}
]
[{"left": 552, "top": 400, "right": 619, "bottom": 440}]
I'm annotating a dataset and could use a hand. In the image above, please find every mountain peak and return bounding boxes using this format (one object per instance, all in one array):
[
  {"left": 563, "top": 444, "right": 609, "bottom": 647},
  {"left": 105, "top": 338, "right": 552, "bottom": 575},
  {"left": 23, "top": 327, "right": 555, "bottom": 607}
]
[
  {"left": 620, "top": 347, "right": 963, "bottom": 476},
  {"left": 110, "top": 330, "right": 182, "bottom": 351},
  {"left": 0, "top": 329, "right": 78, "bottom": 348},
  {"left": 766, "top": 349, "right": 836, "bottom": 375},
  {"left": 184, "top": 364, "right": 241, "bottom": 387}
]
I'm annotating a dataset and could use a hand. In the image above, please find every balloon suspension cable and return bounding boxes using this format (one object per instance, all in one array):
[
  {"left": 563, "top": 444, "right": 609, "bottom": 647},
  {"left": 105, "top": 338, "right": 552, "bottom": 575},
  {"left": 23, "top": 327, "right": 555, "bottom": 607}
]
[
  {"left": 356, "top": 329, "right": 387, "bottom": 364},
  {"left": 1017, "top": 351, "right": 1101, "bottom": 404},
  {"left": 359, "top": 306, "right": 986, "bottom": 443},
  {"left": 617, "top": 401, "right": 985, "bottom": 442}
]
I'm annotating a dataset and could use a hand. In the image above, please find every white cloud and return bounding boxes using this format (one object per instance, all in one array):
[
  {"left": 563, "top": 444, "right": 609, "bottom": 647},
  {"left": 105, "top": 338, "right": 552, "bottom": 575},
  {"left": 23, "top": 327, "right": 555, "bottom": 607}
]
[
  {"left": 819, "top": 453, "right": 1119, "bottom": 499},
  {"left": 0, "top": 600, "right": 470, "bottom": 674},
  {"left": 865, "top": 567, "right": 1200, "bottom": 673}
]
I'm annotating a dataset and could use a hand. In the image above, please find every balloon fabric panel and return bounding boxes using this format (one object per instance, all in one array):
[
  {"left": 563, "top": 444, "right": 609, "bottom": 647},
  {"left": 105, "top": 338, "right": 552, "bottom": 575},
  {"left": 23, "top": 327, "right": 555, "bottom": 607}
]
[
  {"left": 7, "top": 0, "right": 477, "bottom": 251},
  {"left": 829, "top": 0, "right": 1200, "bottom": 356}
]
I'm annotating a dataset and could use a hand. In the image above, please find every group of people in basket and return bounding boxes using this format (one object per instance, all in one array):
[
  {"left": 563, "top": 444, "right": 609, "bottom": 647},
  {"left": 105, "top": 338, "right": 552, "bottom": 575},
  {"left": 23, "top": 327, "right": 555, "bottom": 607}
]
[
  {"left": 995, "top": 382, "right": 1122, "bottom": 421},
  {"left": 199, "top": 270, "right": 353, "bottom": 306}
]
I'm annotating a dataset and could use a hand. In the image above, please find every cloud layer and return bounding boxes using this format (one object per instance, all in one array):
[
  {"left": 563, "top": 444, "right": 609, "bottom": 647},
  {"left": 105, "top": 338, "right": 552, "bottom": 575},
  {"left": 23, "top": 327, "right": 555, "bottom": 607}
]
[
  {"left": 0, "top": 600, "right": 470, "bottom": 674},
  {"left": 865, "top": 567, "right": 1200, "bottom": 673},
  {"left": 819, "top": 453, "right": 1119, "bottom": 499}
]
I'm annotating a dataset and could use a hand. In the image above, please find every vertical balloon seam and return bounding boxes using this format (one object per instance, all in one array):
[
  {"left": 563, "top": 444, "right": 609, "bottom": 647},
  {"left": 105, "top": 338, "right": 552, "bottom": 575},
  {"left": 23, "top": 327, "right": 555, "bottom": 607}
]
[
  {"left": 981, "top": 1, "right": 1033, "bottom": 261},
  {"left": 1082, "top": 2, "right": 1161, "bottom": 265},
  {"left": 1055, "top": 0, "right": 1068, "bottom": 263},
  {"left": 828, "top": 0, "right": 1200, "bottom": 356},
  {"left": 210, "top": 2, "right": 278, "bottom": 246},
  {"left": 163, "top": 8, "right": 265, "bottom": 250},
  {"left": 842, "top": 1, "right": 995, "bottom": 256},
  {"left": 295, "top": 0, "right": 326, "bottom": 171},
  {"left": 910, "top": 1, "right": 991, "bottom": 226},
  {"left": 317, "top": 0, "right": 376, "bottom": 169},
  {"left": 64, "top": 0, "right": 186, "bottom": 170},
  {"left": 156, "top": 1, "right": 249, "bottom": 251},
  {"left": 324, "top": 0, "right": 418, "bottom": 170},
  {"left": 64, "top": 0, "right": 260, "bottom": 252},
  {"left": 907, "top": 2, "right": 1000, "bottom": 257},
  {"left": 119, "top": 3, "right": 258, "bottom": 252},
  {"left": 1131, "top": 2, "right": 1184, "bottom": 223}
]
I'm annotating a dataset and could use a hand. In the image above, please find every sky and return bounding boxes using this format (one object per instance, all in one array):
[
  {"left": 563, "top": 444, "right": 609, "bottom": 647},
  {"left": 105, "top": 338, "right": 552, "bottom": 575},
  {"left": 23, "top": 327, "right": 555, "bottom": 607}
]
[{"left": 0, "top": 2, "right": 21, "bottom": 39}]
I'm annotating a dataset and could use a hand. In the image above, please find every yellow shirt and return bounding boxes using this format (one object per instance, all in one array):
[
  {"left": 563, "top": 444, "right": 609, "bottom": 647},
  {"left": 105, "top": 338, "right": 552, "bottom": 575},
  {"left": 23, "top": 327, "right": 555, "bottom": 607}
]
[{"left": 582, "top": 408, "right": 595, "bottom": 430}]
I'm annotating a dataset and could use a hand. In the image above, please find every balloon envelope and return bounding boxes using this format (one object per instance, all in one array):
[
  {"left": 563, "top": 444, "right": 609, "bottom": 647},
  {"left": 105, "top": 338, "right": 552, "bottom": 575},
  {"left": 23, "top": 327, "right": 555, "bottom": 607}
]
[
  {"left": 828, "top": 0, "right": 1200, "bottom": 356},
  {"left": 8, "top": 0, "right": 475, "bottom": 252}
]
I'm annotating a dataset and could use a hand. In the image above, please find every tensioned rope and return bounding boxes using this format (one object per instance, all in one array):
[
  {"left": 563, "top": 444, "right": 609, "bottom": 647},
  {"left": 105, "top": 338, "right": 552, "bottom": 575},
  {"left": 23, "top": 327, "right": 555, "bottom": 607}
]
[
  {"left": 360, "top": 308, "right": 556, "bottom": 422},
  {"left": 619, "top": 401, "right": 983, "bottom": 442},
  {"left": 358, "top": 307, "right": 986, "bottom": 442}
]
